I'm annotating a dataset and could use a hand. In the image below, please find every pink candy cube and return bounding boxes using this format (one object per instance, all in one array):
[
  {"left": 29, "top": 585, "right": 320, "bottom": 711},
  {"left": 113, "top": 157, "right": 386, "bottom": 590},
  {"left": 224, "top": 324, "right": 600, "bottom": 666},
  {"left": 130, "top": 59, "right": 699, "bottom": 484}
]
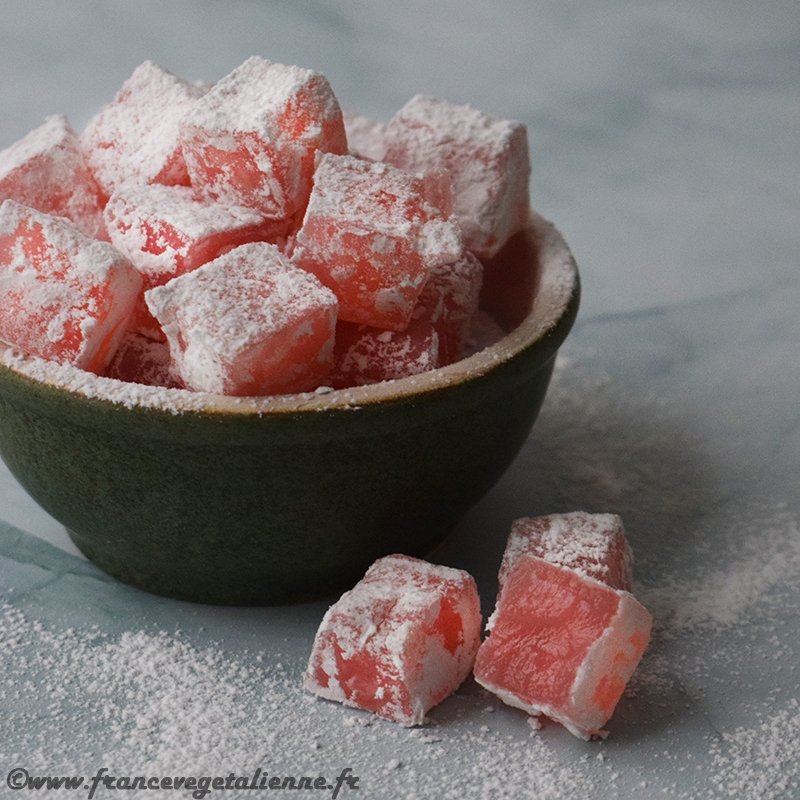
[
  {"left": 292, "top": 153, "right": 463, "bottom": 331},
  {"left": 145, "top": 242, "right": 337, "bottom": 396},
  {"left": 413, "top": 251, "right": 483, "bottom": 365},
  {"left": 474, "top": 555, "right": 652, "bottom": 740},
  {"left": 304, "top": 555, "right": 481, "bottom": 726},
  {"left": 104, "top": 183, "right": 281, "bottom": 289},
  {"left": 0, "top": 201, "right": 141, "bottom": 372},
  {"left": 499, "top": 512, "right": 633, "bottom": 593},
  {"left": 82, "top": 61, "right": 207, "bottom": 194},
  {"left": 0, "top": 115, "right": 107, "bottom": 240},
  {"left": 329, "top": 320, "right": 440, "bottom": 388},
  {"left": 181, "top": 56, "right": 347, "bottom": 221},
  {"left": 384, "top": 94, "right": 530, "bottom": 258}
]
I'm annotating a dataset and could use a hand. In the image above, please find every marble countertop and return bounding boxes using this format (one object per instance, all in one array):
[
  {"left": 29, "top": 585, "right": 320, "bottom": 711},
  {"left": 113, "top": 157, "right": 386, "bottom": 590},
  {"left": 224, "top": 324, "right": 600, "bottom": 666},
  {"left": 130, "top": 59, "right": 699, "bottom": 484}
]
[{"left": 1, "top": 2, "right": 798, "bottom": 798}]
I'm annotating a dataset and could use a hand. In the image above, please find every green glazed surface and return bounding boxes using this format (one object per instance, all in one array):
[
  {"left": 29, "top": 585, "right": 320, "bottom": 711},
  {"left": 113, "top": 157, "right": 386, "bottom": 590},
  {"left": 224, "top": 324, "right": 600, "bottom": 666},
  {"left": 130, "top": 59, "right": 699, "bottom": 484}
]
[{"left": 0, "top": 215, "right": 579, "bottom": 604}]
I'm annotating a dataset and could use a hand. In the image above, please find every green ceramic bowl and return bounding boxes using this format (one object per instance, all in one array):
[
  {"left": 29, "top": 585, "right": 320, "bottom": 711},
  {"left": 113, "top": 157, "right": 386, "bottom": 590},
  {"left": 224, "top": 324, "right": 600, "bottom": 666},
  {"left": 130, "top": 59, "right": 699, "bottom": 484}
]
[{"left": 0, "top": 213, "right": 578, "bottom": 604}]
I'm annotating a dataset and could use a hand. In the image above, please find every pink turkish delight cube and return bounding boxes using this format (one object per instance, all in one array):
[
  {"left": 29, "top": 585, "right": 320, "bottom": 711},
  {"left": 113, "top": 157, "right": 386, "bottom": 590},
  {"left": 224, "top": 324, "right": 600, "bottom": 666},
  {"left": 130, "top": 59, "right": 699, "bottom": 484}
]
[
  {"left": 474, "top": 554, "right": 652, "bottom": 739},
  {"left": 82, "top": 61, "right": 207, "bottom": 194},
  {"left": 291, "top": 153, "right": 463, "bottom": 331},
  {"left": 383, "top": 94, "right": 530, "bottom": 258},
  {"left": 144, "top": 242, "right": 337, "bottom": 396},
  {"left": 499, "top": 512, "right": 633, "bottom": 593},
  {"left": 181, "top": 56, "right": 347, "bottom": 221},
  {"left": 329, "top": 320, "right": 440, "bottom": 388},
  {"left": 0, "top": 201, "right": 141, "bottom": 372},
  {"left": 304, "top": 554, "right": 481, "bottom": 726},
  {"left": 104, "top": 183, "right": 282, "bottom": 289},
  {"left": 413, "top": 250, "right": 483, "bottom": 365},
  {"left": 0, "top": 115, "right": 107, "bottom": 240}
]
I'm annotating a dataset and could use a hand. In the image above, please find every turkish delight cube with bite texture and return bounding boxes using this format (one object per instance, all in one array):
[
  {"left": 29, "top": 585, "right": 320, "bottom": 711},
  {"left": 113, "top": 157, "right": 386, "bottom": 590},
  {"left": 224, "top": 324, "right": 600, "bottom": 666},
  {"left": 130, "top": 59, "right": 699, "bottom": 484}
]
[{"left": 474, "top": 554, "right": 651, "bottom": 740}]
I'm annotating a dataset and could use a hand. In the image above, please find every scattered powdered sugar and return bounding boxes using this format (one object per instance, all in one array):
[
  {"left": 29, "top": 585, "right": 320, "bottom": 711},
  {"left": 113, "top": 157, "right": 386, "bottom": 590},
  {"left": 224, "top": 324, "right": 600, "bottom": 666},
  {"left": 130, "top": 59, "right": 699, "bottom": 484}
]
[
  {"left": 0, "top": 603, "right": 617, "bottom": 800},
  {"left": 708, "top": 700, "right": 799, "bottom": 800},
  {"left": 639, "top": 509, "right": 800, "bottom": 636}
]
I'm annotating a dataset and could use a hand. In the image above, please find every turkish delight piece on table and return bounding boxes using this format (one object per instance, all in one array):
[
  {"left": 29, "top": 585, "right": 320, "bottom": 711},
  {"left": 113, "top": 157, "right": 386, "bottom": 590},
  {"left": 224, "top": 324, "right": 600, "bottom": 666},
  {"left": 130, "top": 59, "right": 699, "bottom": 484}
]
[
  {"left": 304, "top": 555, "right": 481, "bottom": 726},
  {"left": 383, "top": 94, "right": 530, "bottom": 258},
  {"left": 0, "top": 200, "right": 141, "bottom": 372},
  {"left": 413, "top": 250, "right": 483, "bottom": 365},
  {"left": 181, "top": 56, "right": 347, "bottom": 221},
  {"left": 104, "top": 183, "right": 283, "bottom": 289},
  {"left": 499, "top": 512, "right": 633, "bottom": 593},
  {"left": 329, "top": 320, "right": 440, "bottom": 388},
  {"left": 0, "top": 115, "right": 107, "bottom": 240},
  {"left": 81, "top": 61, "right": 207, "bottom": 194},
  {"left": 474, "top": 554, "right": 652, "bottom": 740},
  {"left": 145, "top": 242, "right": 337, "bottom": 396},
  {"left": 291, "top": 153, "right": 463, "bottom": 331}
]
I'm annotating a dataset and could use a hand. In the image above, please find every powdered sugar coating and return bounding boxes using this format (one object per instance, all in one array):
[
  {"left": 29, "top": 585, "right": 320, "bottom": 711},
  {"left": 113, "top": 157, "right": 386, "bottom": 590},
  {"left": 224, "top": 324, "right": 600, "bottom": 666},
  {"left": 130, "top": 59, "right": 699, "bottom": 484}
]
[
  {"left": 181, "top": 56, "right": 347, "bottom": 218},
  {"left": 81, "top": 61, "right": 207, "bottom": 194},
  {"left": 0, "top": 115, "right": 106, "bottom": 240},
  {"left": 145, "top": 242, "right": 337, "bottom": 396},
  {"left": 304, "top": 555, "right": 481, "bottom": 726},
  {"left": 498, "top": 513, "right": 634, "bottom": 593},
  {"left": 292, "top": 153, "right": 463, "bottom": 330},
  {"left": 384, "top": 94, "right": 530, "bottom": 258},
  {"left": 0, "top": 201, "right": 141, "bottom": 372},
  {"left": 104, "top": 183, "right": 278, "bottom": 287}
]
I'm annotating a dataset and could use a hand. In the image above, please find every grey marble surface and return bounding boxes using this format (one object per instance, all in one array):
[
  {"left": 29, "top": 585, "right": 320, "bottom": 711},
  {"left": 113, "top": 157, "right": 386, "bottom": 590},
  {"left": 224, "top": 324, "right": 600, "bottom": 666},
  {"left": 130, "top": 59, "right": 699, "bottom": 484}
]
[{"left": 0, "top": 2, "right": 798, "bottom": 798}]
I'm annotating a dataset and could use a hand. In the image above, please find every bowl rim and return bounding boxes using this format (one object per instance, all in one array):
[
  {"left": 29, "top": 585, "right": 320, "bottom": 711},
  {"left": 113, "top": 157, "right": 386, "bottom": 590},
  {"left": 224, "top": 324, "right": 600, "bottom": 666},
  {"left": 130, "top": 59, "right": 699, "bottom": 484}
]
[{"left": 0, "top": 211, "right": 578, "bottom": 416}]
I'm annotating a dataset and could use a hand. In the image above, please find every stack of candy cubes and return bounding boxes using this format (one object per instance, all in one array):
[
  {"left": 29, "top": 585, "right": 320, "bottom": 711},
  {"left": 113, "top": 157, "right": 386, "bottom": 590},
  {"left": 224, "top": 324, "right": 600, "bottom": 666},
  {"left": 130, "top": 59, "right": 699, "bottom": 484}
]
[
  {"left": 0, "top": 56, "right": 532, "bottom": 397},
  {"left": 305, "top": 513, "right": 653, "bottom": 739}
]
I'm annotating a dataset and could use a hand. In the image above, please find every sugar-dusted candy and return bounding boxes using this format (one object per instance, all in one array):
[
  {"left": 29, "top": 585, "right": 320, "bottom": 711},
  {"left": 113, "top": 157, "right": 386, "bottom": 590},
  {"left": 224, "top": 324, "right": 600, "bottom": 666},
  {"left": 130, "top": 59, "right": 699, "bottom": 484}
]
[
  {"left": 82, "top": 61, "right": 207, "bottom": 194},
  {"left": 343, "top": 112, "right": 386, "bottom": 162},
  {"left": 329, "top": 320, "right": 440, "bottom": 388},
  {"left": 181, "top": 56, "right": 347, "bottom": 220},
  {"left": 145, "top": 242, "right": 337, "bottom": 396},
  {"left": 384, "top": 94, "right": 530, "bottom": 258},
  {"left": 104, "top": 331, "right": 181, "bottom": 389},
  {"left": 499, "top": 512, "right": 633, "bottom": 593},
  {"left": 413, "top": 250, "right": 483, "bottom": 365},
  {"left": 304, "top": 555, "right": 481, "bottom": 726},
  {"left": 0, "top": 201, "right": 141, "bottom": 372},
  {"left": 0, "top": 115, "right": 106, "bottom": 240},
  {"left": 104, "top": 183, "right": 280, "bottom": 289},
  {"left": 474, "top": 554, "right": 652, "bottom": 739},
  {"left": 292, "top": 153, "right": 463, "bottom": 331}
]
